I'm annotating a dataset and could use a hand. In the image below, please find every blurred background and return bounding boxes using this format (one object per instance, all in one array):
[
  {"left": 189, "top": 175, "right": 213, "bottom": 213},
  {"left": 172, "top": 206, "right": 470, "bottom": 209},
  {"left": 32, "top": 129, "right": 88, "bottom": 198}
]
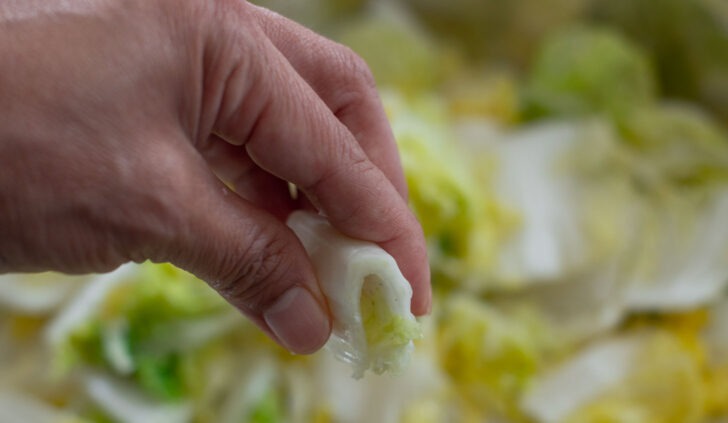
[{"left": 1, "top": 0, "right": 728, "bottom": 422}]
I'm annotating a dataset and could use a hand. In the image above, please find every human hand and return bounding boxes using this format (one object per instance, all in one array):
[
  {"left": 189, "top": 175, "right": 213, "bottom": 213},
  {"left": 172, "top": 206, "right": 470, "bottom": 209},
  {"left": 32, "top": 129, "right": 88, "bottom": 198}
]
[{"left": 0, "top": 0, "right": 430, "bottom": 354}]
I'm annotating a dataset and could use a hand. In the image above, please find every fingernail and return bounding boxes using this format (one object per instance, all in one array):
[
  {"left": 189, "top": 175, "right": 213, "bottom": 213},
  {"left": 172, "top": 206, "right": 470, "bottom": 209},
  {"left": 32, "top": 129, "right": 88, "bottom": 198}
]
[{"left": 263, "top": 287, "right": 330, "bottom": 354}]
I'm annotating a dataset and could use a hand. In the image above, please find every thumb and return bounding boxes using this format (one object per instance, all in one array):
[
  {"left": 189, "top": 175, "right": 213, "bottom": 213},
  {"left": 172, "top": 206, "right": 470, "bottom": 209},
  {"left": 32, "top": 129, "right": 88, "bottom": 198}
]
[{"left": 153, "top": 160, "right": 331, "bottom": 354}]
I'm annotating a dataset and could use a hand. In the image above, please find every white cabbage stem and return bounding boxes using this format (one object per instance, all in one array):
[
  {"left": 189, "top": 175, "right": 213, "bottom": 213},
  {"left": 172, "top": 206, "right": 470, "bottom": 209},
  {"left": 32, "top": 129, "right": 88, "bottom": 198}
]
[
  {"left": 287, "top": 211, "right": 421, "bottom": 378},
  {"left": 83, "top": 372, "right": 192, "bottom": 423}
]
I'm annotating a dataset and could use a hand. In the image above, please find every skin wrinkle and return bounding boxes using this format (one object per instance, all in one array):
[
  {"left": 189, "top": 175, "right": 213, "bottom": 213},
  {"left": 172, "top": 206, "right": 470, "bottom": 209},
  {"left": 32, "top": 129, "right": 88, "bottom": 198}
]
[
  {"left": 197, "top": 136, "right": 301, "bottom": 220},
  {"left": 247, "top": 8, "right": 408, "bottom": 198},
  {"left": 197, "top": 0, "right": 256, "bottom": 145},
  {"left": 216, "top": 56, "right": 269, "bottom": 146},
  {"left": 207, "top": 3, "right": 271, "bottom": 147},
  {"left": 212, "top": 221, "right": 291, "bottom": 312},
  {"left": 245, "top": 95, "right": 330, "bottom": 186},
  {"left": 250, "top": 6, "right": 378, "bottom": 121},
  {"left": 256, "top": 21, "right": 380, "bottom": 133},
  {"left": 302, "top": 154, "right": 376, "bottom": 222},
  {"left": 239, "top": 22, "right": 362, "bottom": 184},
  {"left": 252, "top": 5, "right": 377, "bottom": 102},
  {"left": 327, "top": 47, "right": 379, "bottom": 101},
  {"left": 157, "top": 0, "right": 206, "bottom": 141},
  {"left": 197, "top": 23, "right": 234, "bottom": 149}
]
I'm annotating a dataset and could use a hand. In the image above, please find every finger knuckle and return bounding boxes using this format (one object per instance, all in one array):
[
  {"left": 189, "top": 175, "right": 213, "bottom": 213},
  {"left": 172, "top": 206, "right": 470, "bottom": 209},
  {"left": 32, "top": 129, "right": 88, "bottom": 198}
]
[
  {"left": 216, "top": 228, "right": 290, "bottom": 312},
  {"left": 335, "top": 44, "right": 377, "bottom": 92}
]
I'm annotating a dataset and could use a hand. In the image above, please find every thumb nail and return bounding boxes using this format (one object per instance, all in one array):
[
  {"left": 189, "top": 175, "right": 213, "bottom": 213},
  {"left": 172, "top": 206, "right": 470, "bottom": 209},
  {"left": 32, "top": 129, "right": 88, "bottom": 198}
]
[{"left": 263, "top": 286, "right": 330, "bottom": 354}]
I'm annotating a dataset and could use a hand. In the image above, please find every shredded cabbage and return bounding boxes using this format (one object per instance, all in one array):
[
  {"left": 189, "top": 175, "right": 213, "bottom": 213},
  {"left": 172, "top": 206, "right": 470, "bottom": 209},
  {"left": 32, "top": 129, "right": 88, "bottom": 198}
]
[
  {"left": 619, "top": 104, "right": 728, "bottom": 310},
  {"left": 83, "top": 372, "right": 192, "bottom": 423},
  {"left": 0, "top": 390, "right": 89, "bottom": 423},
  {"left": 51, "top": 264, "right": 242, "bottom": 402},
  {"left": 523, "top": 26, "right": 656, "bottom": 121},
  {"left": 697, "top": 297, "right": 728, "bottom": 417},
  {"left": 384, "top": 91, "right": 517, "bottom": 291},
  {"left": 486, "top": 120, "right": 638, "bottom": 284},
  {"left": 436, "top": 295, "right": 562, "bottom": 420},
  {"left": 523, "top": 330, "right": 706, "bottom": 423},
  {"left": 0, "top": 273, "right": 86, "bottom": 315}
]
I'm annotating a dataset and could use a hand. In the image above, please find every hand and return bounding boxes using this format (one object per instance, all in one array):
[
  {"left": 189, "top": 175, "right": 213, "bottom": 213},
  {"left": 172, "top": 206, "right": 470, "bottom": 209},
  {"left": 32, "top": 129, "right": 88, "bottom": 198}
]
[{"left": 0, "top": 0, "right": 430, "bottom": 354}]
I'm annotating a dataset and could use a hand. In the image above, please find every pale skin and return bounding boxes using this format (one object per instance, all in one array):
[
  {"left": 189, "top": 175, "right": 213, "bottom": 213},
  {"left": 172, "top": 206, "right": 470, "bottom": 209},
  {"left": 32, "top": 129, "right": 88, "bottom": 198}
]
[{"left": 0, "top": 0, "right": 431, "bottom": 354}]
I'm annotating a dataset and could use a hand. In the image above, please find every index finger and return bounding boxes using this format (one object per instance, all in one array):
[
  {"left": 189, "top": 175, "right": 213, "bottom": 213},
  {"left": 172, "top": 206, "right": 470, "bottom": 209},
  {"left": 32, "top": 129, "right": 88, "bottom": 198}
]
[
  {"left": 249, "top": 5, "right": 409, "bottom": 199},
  {"left": 208, "top": 5, "right": 431, "bottom": 314}
]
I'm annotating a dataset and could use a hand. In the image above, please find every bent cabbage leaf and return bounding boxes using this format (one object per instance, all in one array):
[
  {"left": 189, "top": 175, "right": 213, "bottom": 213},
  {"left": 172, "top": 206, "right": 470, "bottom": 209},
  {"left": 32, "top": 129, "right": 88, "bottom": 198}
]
[{"left": 287, "top": 211, "right": 421, "bottom": 378}]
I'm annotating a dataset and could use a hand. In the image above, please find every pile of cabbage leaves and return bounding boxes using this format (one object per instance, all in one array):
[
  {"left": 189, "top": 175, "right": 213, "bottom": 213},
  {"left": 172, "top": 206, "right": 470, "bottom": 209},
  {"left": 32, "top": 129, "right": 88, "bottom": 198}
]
[{"left": 2, "top": 1, "right": 728, "bottom": 422}]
